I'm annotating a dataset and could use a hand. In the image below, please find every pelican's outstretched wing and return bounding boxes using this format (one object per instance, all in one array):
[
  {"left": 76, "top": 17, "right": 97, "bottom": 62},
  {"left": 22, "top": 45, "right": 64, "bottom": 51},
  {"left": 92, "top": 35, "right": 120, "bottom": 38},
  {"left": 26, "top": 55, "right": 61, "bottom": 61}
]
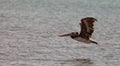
[{"left": 79, "top": 17, "right": 97, "bottom": 40}]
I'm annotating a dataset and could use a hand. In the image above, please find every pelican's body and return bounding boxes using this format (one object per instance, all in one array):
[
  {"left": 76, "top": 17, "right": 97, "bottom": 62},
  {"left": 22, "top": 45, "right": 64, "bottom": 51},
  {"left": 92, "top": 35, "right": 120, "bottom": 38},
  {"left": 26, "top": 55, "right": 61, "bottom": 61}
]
[
  {"left": 59, "top": 17, "right": 98, "bottom": 44},
  {"left": 74, "top": 37, "right": 93, "bottom": 43}
]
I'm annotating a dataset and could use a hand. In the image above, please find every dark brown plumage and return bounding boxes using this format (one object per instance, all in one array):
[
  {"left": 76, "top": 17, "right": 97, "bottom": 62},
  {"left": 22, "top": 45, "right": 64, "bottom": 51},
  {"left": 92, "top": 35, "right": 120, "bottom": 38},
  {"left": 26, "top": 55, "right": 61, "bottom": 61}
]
[{"left": 59, "top": 17, "right": 98, "bottom": 44}]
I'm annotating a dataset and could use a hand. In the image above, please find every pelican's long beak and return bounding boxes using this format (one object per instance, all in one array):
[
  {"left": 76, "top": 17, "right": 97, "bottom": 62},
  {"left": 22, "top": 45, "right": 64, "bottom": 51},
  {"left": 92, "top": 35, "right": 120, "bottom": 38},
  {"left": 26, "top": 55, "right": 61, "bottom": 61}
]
[{"left": 59, "top": 33, "right": 71, "bottom": 37}]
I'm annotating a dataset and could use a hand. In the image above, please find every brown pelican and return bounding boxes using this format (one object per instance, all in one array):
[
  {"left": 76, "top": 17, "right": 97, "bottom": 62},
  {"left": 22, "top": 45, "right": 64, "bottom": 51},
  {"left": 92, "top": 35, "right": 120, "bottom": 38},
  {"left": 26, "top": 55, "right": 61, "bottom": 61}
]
[{"left": 59, "top": 17, "right": 98, "bottom": 44}]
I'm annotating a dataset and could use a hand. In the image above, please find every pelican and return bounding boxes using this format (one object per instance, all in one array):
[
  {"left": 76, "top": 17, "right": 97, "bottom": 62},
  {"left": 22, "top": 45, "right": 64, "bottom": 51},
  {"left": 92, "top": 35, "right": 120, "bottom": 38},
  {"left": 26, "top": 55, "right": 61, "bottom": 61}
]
[{"left": 59, "top": 17, "right": 98, "bottom": 44}]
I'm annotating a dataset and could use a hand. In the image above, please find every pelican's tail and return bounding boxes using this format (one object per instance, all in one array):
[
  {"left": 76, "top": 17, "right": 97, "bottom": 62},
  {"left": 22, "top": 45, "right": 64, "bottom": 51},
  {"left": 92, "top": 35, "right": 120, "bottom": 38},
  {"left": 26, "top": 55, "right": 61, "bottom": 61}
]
[{"left": 90, "top": 40, "right": 98, "bottom": 44}]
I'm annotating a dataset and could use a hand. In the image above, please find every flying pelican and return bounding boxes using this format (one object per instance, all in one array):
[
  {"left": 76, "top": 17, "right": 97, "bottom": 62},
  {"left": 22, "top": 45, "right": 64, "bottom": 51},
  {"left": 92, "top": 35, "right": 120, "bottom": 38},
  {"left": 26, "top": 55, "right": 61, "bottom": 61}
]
[{"left": 59, "top": 17, "right": 98, "bottom": 44}]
